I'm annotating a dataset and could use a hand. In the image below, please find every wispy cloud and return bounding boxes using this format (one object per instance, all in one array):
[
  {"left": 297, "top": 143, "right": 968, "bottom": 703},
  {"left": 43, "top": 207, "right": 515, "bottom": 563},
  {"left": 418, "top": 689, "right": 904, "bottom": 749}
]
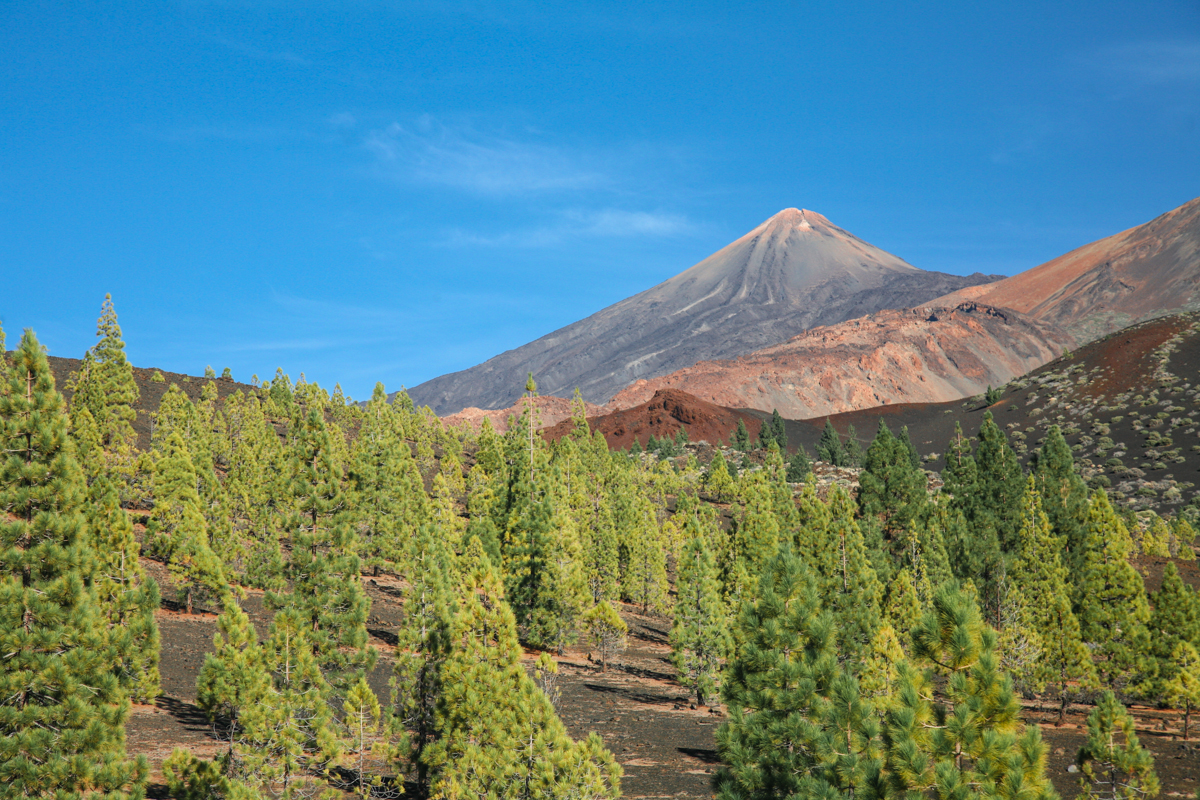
[
  {"left": 1082, "top": 39, "right": 1200, "bottom": 84},
  {"left": 441, "top": 207, "right": 694, "bottom": 248},
  {"left": 363, "top": 117, "right": 605, "bottom": 196}
]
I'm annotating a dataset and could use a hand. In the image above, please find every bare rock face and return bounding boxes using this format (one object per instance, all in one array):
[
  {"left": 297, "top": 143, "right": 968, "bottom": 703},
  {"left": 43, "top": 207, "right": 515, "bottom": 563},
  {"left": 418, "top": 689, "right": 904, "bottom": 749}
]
[
  {"left": 937, "top": 196, "right": 1200, "bottom": 344},
  {"left": 408, "top": 209, "right": 1001, "bottom": 414},
  {"left": 607, "top": 303, "right": 1073, "bottom": 419}
]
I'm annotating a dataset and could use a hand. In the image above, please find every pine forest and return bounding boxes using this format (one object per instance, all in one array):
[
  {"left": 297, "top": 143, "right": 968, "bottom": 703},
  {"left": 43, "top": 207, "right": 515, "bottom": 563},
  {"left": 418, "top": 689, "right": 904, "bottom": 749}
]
[{"left": 3, "top": 296, "right": 1198, "bottom": 800}]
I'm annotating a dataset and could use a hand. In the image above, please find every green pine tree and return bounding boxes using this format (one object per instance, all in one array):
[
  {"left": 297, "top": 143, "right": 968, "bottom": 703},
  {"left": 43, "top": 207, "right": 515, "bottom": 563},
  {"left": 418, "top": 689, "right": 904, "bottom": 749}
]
[
  {"left": 815, "top": 484, "right": 883, "bottom": 664},
  {"left": 267, "top": 406, "right": 375, "bottom": 692},
  {"left": 975, "top": 411, "right": 1026, "bottom": 554},
  {"left": 884, "top": 584, "right": 1058, "bottom": 800},
  {"left": 1164, "top": 641, "right": 1200, "bottom": 741},
  {"left": 769, "top": 409, "right": 787, "bottom": 450},
  {"left": 152, "top": 432, "right": 227, "bottom": 614},
  {"left": 714, "top": 545, "right": 861, "bottom": 799},
  {"left": 239, "top": 610, "right": 339, "bottom": 795},
  {"left": 196, "top": 597, "right": 271, "bottom": 761},
  {"left": 786, "top": 445, "right": 812, "bottom": 482},
  {"left": 425, "top": 551, "right": 621, "bottom": 798},
  {"left": 733, "top": 418, "right": 750, "bottom": 452},
  {"left": 857, "top": 419, "right": 928, "bottom": 551},
  {"left": 704, "top": 449, "right": 736, "bottom": 503},
  {"left": 1033, "top": 425, "right": 1090, "bottom": 573},
  {"left": 623, "top": 497, "right": 669, "bottom": 614},
  {"left": 0, "top": 329, "right": 148, "bottom": 799},
  {"left": 88, "top": 478, "right": 162, "bottom": 703},
  {"left": 1148, "top": 561, "right": 1200, "bottom": 697},
  {"left": 1077, "top": 490, "right": 1154, "bottom": 691},
  {"left": 670, "top": 535, "right": 732, "bottom": 706},
  {"left": 1076, "top": 691, "right": 1159, "bottom": 800},
  {"left": 391, "top": 526, "right": 454, "bottom": 795},
  {"left": 843, "top": 423, "right": 864, "bottom": 468},
  {"left": 817, "top": 418, "right": 845, "bottom": 466},
  {"left": 582, "top": 601, "right": 627, "bottom": 673}
]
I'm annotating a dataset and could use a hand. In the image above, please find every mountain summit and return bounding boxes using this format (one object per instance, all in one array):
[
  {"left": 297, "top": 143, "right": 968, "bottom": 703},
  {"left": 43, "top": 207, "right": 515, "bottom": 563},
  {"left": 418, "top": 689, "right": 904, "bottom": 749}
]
[{"left": 409, "top": 209, "right": 1001, "bottom": 414}]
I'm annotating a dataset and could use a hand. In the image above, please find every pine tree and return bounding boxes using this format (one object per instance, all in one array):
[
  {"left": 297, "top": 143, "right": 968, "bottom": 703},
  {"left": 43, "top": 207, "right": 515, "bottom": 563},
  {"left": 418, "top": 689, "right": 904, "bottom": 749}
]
[
  {"left": 713, "top": 545, "right": 852, "bottom": 799},
  {"left": 815, "top": 484, "right": 882, "bottom": 664},
  {"left": 239, "top": 610, "right": 339, "bottom": 795},
  {"left": 1077, "top": 490, "right": 1154, "bottom": 691},
  {"left": 843, "top": 423, "right": 864, "bottom": 468},
  {"left": 704, "top": 449, "right": 736, "bottom": 503},
  {"left": 883, "top": 567, "right": 924, "bottom": 648},
  {"left": 857, "top": 419, "right": 928, "bottom": 550},
  {"left": 1033, "top": 425, "right": 1090, "bottom": 571},
  {"left": 582, "top": 601, "right": 627, "bottom": 672},
  {"left": 975, "top": 411, "right": 1026, "bottom": 554},
  {"left": 1164, "top": 641, "right": 1200, "bottom": 741},
  {"left": 0, "top": 329, "right": 148, "bottom": 799},
  {"left": 817, "top": 418, "right": 845, "bottom": 466},
  {"left": 733, "top": 418, "right": 750, "bottom": 452},
  {"left": 1076, "top": 691, "right": 1159, "bottom": 800},
  {"left": 1042, "top": 592, "right": 1098, "bottom": 724},
  {"left": 67, "top": 295, "right": 140, "bottom": 486},
  {"left": 1148, "top": 561, "right": 1200, "bottom": 696},
  {"left": 859, "top": 622, "right": 905, "bottom": 706},
  {"left": 623, "top": 498, "right": 669, "bottom": 614},
  {"left": 196, "top": 597, "right": 271, "bottom": 760},
  {"left": 884, "top": 584, "right": 1058, "bottom": 800},
  {"left": 582, "top": 499, "right": 620, "bottom": 604},
  {"left": 1139, "top": 515, "right": 1172, "bottom": 558},
  {"left": 897, "top": 425, "right": 921, "bottom": 470},
  {"left": 769, "top": 409, "right": 787, "bottom": 450},
  {"left": 391, "top": 526, "right": 454, "bottom": 795},
  {"left": 786, "top": 445, "right": 812, "bottom": 482},
  {"left": 152, "top": 432, "right": 227, "bottom": 614},
  {"left": 267, "top": 406, "right": 375, "bottom": 692},
  {"left": 670, "top": 535, "right": 732, "bottom": 706},
  {"left": 345, "top": 383, "right": 405, "bottom": 575},
  {"left": 336, "top": 677, "right": 386, "bottom": 800},
  {"left": 88, "top": 478, "right": 162, "bottom": 703},
  {"left": 425, "top": 553, "right": 620, "bottom": 798}
]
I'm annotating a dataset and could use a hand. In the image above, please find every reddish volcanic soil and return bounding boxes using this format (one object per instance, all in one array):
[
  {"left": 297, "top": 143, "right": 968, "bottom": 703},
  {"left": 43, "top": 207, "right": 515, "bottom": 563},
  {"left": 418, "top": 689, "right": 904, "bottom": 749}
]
[
  {"left": 606, "top": 303, "right": 1071, "bottom": 420},
  {"left": 542, "top": 388, "right": 765, "bottom": 450},
  {"left": 442, "top": 394, "right": 608, "bottom": 434},
  {"left": 938, "top": 197, "right": 1200, "bottom": 344}
]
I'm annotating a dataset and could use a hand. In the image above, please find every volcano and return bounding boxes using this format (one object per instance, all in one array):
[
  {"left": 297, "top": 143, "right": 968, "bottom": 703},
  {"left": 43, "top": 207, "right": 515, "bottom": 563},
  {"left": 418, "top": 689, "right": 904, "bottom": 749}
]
[{"left": 409, "top": 209, "right": 1000, "bottom": 414}]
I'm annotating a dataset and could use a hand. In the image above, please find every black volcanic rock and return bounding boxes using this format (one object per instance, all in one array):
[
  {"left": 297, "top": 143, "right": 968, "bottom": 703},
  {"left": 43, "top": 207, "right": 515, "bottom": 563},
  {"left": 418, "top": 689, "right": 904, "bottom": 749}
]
[{"left": 409, "top": 209, "right": 1002, "bottom": 414}]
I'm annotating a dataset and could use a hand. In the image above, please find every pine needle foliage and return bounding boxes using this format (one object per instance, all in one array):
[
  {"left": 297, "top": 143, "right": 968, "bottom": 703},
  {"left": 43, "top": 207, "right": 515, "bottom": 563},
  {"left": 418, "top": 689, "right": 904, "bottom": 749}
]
[
  {"left": 1076, "top": 691, "right": 1159, "bottom": 800},
  {"left": 0, "top": 329, "right": 147, "bottom": 800}
]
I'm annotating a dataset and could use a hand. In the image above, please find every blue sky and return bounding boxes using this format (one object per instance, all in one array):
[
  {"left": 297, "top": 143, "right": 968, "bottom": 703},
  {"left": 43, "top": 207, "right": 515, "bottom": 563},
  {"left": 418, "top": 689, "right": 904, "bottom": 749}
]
[{"left": 2, "top": 1, "right": 1198, "bottom": 401}]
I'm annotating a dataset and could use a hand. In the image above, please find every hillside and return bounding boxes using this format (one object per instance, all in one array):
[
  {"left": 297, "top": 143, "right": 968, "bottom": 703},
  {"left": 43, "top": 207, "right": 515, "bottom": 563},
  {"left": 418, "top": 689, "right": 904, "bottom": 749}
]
[
  {"left": 606, "top": 302, "right": 1071, "bottom": 418},
  {"left": 409, "top": 209, "right": 1000, "bottom": 414},
  {"left": 938, "top": 196, "right": 1200, "bottom": 344}
]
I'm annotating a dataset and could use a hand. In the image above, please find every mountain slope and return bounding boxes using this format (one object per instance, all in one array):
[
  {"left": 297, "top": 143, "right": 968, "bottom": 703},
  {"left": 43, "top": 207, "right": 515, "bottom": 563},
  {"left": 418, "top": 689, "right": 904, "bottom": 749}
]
[
  {"left": 607, "top": 302, "right": 1072, "bottom": 419},
  {"left": 938, "top": 196, "right": 1200, "bottom": 344},
  {"left": 409, "top": 209, "right": 1000, "bottom": 414}
]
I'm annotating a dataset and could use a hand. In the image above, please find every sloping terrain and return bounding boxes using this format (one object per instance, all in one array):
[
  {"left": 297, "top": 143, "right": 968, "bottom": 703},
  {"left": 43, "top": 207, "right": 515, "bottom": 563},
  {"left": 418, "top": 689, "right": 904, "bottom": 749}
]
[
  {"left": 938, "top": 196, "right": 1200, "bottom": 344},
  {"left": 46, "top": 356, "right": 259, "bottom": 451},
  {"left": 442, "top": 394, "right": 608, "bottom": 434},
  {"left": 409, "top": 209, "right": 1000, "bottom": 414},
  {"left": 542, "top": 388, "right": 764, "bottom": 450},
  {"left": 807, "top": 311, "right": 1200, "bottom": 517},
  {"left": 606, "top": 302, "right": 1072, "bottom": 419}
]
